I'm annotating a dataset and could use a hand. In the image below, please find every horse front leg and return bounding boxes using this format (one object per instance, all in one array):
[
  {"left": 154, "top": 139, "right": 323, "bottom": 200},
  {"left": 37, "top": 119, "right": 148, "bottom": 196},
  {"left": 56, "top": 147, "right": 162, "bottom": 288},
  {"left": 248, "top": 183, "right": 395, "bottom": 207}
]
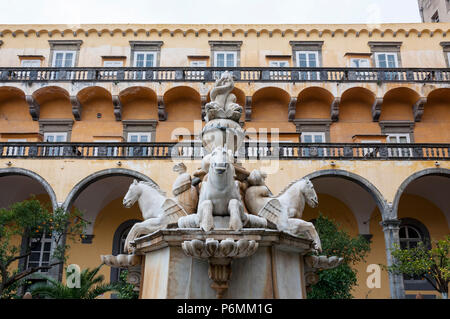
[
  {"left": 229, "top": 199, "right": 244, "bottom": 231},
  {"left": 198, "top": 200, "right": 214, "bottom": 232},
  {"left": 124, "top": 218, "right": 163, "bottom": 254},
  {"left": 287, "top": 218, "right": 322, "bottom": 253}
]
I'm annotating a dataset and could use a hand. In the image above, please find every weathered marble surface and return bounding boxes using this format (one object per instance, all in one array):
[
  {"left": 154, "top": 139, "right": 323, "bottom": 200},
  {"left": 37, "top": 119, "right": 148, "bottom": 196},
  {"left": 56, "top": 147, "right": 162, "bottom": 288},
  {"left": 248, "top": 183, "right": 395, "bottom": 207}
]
[{"left": 134, "top": 229, "right": 313, "bottom": 299}]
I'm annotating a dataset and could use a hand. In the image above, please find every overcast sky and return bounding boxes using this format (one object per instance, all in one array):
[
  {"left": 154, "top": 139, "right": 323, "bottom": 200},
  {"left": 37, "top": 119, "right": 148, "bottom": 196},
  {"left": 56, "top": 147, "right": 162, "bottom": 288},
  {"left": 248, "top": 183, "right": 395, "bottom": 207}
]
[{"left": 0, "top": 0, "right": 421, "bottom": 25}]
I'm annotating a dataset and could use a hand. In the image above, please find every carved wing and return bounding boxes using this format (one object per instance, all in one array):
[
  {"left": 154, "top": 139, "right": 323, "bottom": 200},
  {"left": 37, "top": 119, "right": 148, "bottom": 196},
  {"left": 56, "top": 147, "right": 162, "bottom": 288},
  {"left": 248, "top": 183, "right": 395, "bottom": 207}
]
[
  {"left": 258, "top": 198, "right": 282, "bottom": 227},
  {"left": 162, "top": 198, "right": 188, "bottom": 225}
]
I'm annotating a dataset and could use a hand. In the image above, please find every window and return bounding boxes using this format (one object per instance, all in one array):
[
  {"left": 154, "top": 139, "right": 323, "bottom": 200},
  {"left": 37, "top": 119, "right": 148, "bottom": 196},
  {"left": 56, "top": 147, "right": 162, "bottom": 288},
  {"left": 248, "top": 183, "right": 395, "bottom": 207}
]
[
  {"left": 369, "top": 42, "right": 402, "bottom": 81},
  {"left": 26, "top": 232, "right": 52, "bottom": 273},
  {"left": 190, "top": 60, "right": 207, "bottom": 67},
  {"left": 44, "top": 132, "right": 67, "bottom": 157},
  {"left": 350, "top": 58, "right": 370, "bottom": 68},
  {"left": 103, "top": 60, "right": 124, "bottom": 67},
  {"left": 399, "top": 219, "right": 433, "bottom": 291},
  {"left": 301, "top": 132, "right": 326, "bottom": 157},
  {"left": 361, "top": 140, "right": 382, "bottom": 157},
  {"left": 52, "top": 51, "right": 75, "bottom": 67},
  {"left": 297, "top": 51, "right": 320, "bottom": 80},
  {"left": 132, "top": 52, "right": 156, "bottom": 80},
  {"left": 21, "top": 59, "right": 42, "bottom": 67},
  {"left": 111, "top": 220, "right": 140, "bottom": 285},
  {"left": 387, "top": 133, "right": 412, "bottom": 158},
  {"left": 129, "top": 41, "right": 163, "bottom": 80},
  {"left": 268, "top": 60, "right": 290, "bottom": 80},
  {"left": 209, "top": 41, "right": 242, "bottom": 76},
  {"left": 440, "top": 42, "right": 450, "bottom": 67},
  {"left": 48, "top": 40, "right": 82, "bottom": 80},
  {"left": 375, "top": 53, "right": 398, "bottom": 68},
  {"left": 269, "top": 61, "right": 289, "bottom": 67},
  {"left": 123, "top": 119, "right": 158, "bottom": 157},
  {"left": 214, "top": 51, "right": 237, "bottom": 67}
]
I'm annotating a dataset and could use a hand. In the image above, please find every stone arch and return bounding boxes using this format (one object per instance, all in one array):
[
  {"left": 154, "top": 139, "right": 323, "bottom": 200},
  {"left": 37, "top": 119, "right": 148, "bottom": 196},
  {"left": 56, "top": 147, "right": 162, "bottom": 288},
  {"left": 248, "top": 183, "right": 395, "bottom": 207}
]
[
  {"left": 392, "top": 168, "right": 450, "bottom": 220},
  {"left": 296, "top": 87, "right": 334, "bottom": 119},
  {"left": 380, "top": 87, "right": 420, "bottom": 122},
  {"left": 0, "top": 167, "right": 58, "bottom": 211},
  {"left": 414, "top": 88, "right": 450, "bottom": 143},
  {"left": 119, "top": 86, "right": 158, "bottom": 120},
  {"left": 251, "top": 86, "right": 290, "bottom": 122},
  {"left": 62, "top": 168, "right": 154, "bottom": 211},
  {"left": 76, "top": 86, "right": 114, "bottom": 121},
  {"left": 337, "top": 87, "right": 379, "bottom": 142},
  {"left": 0, "top": 86, "right": 31, "bottom": 122},
  {"left": 32, "top": 86, "right": 72, "bottom": 119},
  {"left": 163, "top": 86, "right": 201, "bottom": 122},
  {"left": 304, "top": 169, "right": 387, "bottom": 221}
]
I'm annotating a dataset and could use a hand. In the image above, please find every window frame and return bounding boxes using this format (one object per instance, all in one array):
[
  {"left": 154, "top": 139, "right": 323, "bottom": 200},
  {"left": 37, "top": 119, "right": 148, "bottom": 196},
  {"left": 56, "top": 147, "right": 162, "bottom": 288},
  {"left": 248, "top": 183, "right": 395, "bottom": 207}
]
[
  {"left": 26, "top": 232, "right": 53, "bottom": 273},
  {"left": 213, "top": 51, "right": 237, "bottom": 68},
  {"left": 51, "top": 50, "right": 76, "bottom": 68},
  {"left": 374, "top": 52, "right": 399, "bottom": 68}
]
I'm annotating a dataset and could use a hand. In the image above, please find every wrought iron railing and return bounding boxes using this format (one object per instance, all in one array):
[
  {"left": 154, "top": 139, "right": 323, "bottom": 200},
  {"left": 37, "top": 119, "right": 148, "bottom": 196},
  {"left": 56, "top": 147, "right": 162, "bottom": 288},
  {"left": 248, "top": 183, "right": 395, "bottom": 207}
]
[
  {"left": 0, "top": 67, "right": 449, "bottom": 83},
  {"left": 0, "top": 142, "right": 448, "bottom": 160}
]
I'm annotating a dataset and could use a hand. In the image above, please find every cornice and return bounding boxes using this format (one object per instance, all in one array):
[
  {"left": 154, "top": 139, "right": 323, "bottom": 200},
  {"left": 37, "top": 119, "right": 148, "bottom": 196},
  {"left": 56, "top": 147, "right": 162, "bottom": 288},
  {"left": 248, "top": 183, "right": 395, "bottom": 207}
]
[{"left": 0, "top": 23, "right": 448, "bottom": 39}]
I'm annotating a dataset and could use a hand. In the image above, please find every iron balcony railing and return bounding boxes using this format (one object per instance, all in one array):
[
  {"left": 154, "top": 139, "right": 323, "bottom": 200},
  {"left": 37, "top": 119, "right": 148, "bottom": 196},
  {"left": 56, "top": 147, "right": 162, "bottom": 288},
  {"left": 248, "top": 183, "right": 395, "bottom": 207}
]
[
  {"left": 1, "top": 142, "right": 448, "bottom": 160},
  {"left": 0, "top": 67, "right": 449, "bottom": 83}
]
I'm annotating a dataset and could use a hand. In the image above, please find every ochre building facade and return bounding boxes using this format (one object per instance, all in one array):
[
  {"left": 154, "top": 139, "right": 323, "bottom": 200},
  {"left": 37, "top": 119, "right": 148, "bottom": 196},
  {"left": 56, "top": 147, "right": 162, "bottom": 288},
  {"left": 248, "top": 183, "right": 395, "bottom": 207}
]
[{"left": 0, "top": 23, "right": 449, "bottom": 299}]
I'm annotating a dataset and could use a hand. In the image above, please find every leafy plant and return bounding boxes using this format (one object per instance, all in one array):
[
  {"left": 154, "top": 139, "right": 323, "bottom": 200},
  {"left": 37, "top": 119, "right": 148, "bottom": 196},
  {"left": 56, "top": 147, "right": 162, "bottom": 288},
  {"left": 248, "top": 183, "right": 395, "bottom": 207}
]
[
  {"left": 385, "top": 235, "right": 449, "bottom": 299},
  {"left": 307, "top": 214, "right": 371, "bottom": 299},
  {"left": 0, "top": 198, "right": 88, "bottom": 299},
  {"left": 115, "top": 270, "right": 139, "bottom": 299},
  {"left": 30, "top": 264, "right": 118, "bottom": 299}
]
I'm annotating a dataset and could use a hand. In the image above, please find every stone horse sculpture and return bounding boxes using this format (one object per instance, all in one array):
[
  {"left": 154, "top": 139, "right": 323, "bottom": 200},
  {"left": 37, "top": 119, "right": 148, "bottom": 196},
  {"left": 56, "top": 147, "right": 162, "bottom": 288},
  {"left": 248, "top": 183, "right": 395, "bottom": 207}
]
[
  {"left": 245, "top": 170, "right": 322, "bottom": 252},
  {"left": 178, "top": 146, "right": 266, "bottom": 231},
  {"left": 122, "top": 180, "right": 187, "bottom": 253},
  {"left": 205, "top": 71, "right": 243, "bottom": 122}
]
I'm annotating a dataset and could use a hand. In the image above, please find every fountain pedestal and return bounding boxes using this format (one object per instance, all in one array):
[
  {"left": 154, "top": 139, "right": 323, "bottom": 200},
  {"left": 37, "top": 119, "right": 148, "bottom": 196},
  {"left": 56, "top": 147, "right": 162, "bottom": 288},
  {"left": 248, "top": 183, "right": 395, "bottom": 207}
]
[{"left": 133, "top": 228, "right": 315, "bottom": 299}]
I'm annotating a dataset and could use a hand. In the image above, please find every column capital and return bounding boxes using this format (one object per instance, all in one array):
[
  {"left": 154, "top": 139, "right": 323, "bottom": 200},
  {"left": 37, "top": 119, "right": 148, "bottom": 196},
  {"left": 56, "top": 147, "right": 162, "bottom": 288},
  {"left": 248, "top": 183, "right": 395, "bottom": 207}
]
[{"left": 380, "top": 219, "right": 401, "bottom": 230}]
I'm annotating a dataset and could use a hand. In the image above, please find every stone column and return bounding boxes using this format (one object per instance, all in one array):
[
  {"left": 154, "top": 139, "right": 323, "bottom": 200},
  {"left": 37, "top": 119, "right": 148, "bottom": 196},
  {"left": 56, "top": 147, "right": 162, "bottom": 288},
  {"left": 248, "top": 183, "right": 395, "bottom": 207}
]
[{"left": 380, "top": 218, "right": 405, "bottom": 299}]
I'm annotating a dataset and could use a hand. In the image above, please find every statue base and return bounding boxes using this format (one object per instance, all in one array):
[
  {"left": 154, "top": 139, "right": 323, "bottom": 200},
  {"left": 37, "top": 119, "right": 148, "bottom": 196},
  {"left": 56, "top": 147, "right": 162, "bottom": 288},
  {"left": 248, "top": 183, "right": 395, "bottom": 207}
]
[{"left": 133, "top": 228, "right": 315, "bottom": 299}]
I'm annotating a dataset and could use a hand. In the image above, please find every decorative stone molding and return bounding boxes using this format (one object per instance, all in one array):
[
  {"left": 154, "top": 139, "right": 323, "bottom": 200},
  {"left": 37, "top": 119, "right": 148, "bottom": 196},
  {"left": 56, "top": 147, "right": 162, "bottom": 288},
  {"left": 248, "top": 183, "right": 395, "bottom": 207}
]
[
  {"left": 303, "top": 255, "right": 344, "bottom": 292},
  {"left": 372, "top": 98, "right": 383, "bottom": 122},
  {"left": 413, "top": 97, "right": 427, "bottom": 122},
  {"left": 368, "top": 41, "right": 403, "bottom": 66},
  {"left": 245, "top": 96, "right": 252, "bottom": 121},
  {"left": 112, "top": 95, "right": 122, "bottom": 121},
  {"left": 289, "top": 41, "right": 324, "bottom": 66},
  {"left": 157, "top": 95, "right": 167, "bottom": 121},
  {"left": 38, "top": 119, "right": 74, "bottom": 141},
  {"left": 440, "top": 42, "right": 450, "bottom": 67},
  {"left": 48, "top": 40, "right": 83, "bottom": 66},
  {"left": 294, "top": 119, "right": 332, "bottom": 142},
  {"left": 379, "top": 121, "right": 415, "bottom": 142},
  {"left": 129, "top": 41, "right": 163, "bottom": 66},
  {"left": 122, "top": 120, "right": 158, "bottom": 142},
  {"left": 26, "top": 95, "right": 40, "bottom": 121},
  {"left": 209, "top": 41, "right": 243, "bottom": 67},
  {"left": 70, "top": 96, "right": 82, "bottom": 121},
  {"left": 288, "top": 97, "right": 297, "bottom": 122},
  {"left": 101, "top": 254, "right": 142, "bottom": 292},
  {"left": 182, "top": 238, "right": 258, "bottom": 298},
  {"left": 330, "top": 97, "right": 341, "bottom": 122}
]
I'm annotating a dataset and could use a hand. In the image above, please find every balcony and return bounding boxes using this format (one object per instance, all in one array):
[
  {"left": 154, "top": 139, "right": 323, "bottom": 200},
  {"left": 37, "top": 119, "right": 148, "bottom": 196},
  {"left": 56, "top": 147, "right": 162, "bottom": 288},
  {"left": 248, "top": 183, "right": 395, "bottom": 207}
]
[
  {"left": 0, "top": 67, "right": 449, "bottom": 83},
  {"left": 0, "top": 142, "right": 448, "bottom": 160}
]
